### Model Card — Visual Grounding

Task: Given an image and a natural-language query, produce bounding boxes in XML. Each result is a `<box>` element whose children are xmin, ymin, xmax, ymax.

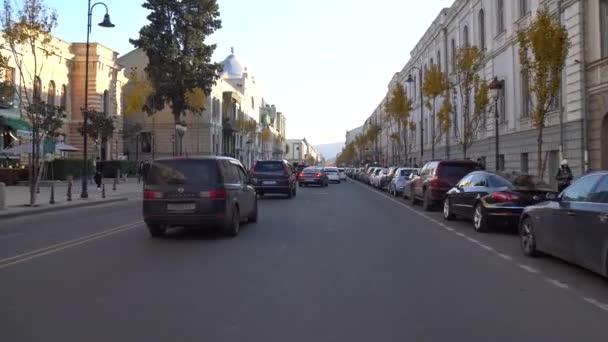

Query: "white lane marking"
<box><xmin>518</xmin><ymin>264</ymin><xmax>540</xmax><ymax>274</ymax></box>
<box><xmin>455</xmin><ymin>232</ymin><xmax>466</xmax><ymax>238</ymax></box>
<box><xmin>466</xmin><ymin>237</ymin><xmax>480</xmax><ymax>244</ymax></box>
<box><xmin>0</xmin><ymin>221</ymin><xmax>142</xmax><ymax>270</ymax></box>
<box><xmin>497</xmin><ymin>253</ymin><xmax>513</xmax><ymax>261</ymax></box>
<box><xmin>546</xmin><ymin>278</ymin><xmax>570</xmax><ymax>290</ymax></box>
<box><xmin>475</xmin><ymin>242</ymin><xmax>495</xmax><ymax>252</ymax></box>
<box><xmin>583</xmin><ymin>298</ymin><xmax>608</xmax><ymax>312</ymax></box>
<box><xmin>444</xmin><ymin>226</ymin><xmax>455</xmax><ymax>232</ymax></box>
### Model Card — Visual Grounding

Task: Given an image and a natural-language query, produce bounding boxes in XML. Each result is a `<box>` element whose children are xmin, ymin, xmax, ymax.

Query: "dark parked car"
<box><xmin>410</xmin><ymin>160</ymin><xmax>478</xmax><ymax>211</ymax></box>
<box><xmin>298</xmin><ymin>166</ymin><xmax>329</xmax><ymax>187</ymax></box>
<box><xmin>143</xmin><ymin>156</ymin><xmax>257</xmax><ymax>238</ymax></box>
<box><xmin>379</xmin><ymin>166</ymin><xmax>398</xmax><ymax>190</ymax></box>
<box><xmin>519</xmin><ymin>171</ymin><xmax>608</xmax><ymax>277</ymax></box>
<box><xmin>251</xmin><ymin>160</ymin><xmax>297</xmax><ymax>198</ymax></box>
<box><xmin>443</xmin><ymin>171</ymin><xmax>556</xmax><ymax>232</ymax></box>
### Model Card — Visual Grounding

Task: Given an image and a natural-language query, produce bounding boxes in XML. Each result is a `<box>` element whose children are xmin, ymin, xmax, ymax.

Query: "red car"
<box><xmin>409</xmin><ymin>160</ymin><xmax>479</xmax><ymax>211</ymax></box>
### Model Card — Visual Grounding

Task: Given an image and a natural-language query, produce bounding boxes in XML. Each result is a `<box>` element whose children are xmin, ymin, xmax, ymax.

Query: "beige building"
<box><xmin>119</xmin><ymin>48</ymin><xmax>287</xmax><ymax>168</ymax></box>
<box><xmin>0</xmin><ymin>35</ymin><xmax>126</xmax><ymax>160</ymax></box>
<box><xmin>285</xmin><ymin>138</ymin><xmax>321</xmax><ymax>165</ymax></box>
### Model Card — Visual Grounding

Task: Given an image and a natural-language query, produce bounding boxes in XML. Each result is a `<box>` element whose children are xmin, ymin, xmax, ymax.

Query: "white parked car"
<box><xmin>324</xmin><ymin>167</ymin><xmax>341</xmax><ymax>183</ymax></box>
<box><xmin>338</xmin><ymin>168</ymin><xmax>347</xmax><ymax>181</ymax></box>
<box><xmin>371</xmin><ymin>168</ymin><xmax>386</xmax><ymax>188</ymax></box>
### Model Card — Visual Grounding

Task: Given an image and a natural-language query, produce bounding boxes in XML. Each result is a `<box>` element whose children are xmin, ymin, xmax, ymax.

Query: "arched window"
<box><xmin>479</xmin><ymin>9</ymin><xmax>486</xmax><ymax>50</ymax></box>
<box><xmin>103</xmin><ymin>90</ymin><xmax>109</xmax><ymax>115</ymax></box>
<box><xmin>463</xmin><ymin>25</ymin><xmax>469</xmax><ymax>46</ymax></box>
<box><xmin>47</xmin><ymin>81</ymin><xmax>56</xmax><ymax>106</ymax></box>
<box><xmin>33</xmin><ymin>76</ymin><xmax>41</xmax><ymax>102</ymax></box>
<box><xmin>497</xmin><ymin>0</ymin><xmax>505</xmax><ymax>33</ymax></box>
<box><xmin>60</xmin><ymin>84</ymin><xmax>68</xmax><ymax>109</ymax></box>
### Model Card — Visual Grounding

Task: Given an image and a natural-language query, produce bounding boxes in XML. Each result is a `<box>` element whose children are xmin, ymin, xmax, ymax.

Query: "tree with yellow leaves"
<box><xmin>518</xmin><ymin>7</ymin><xmax>569</xmax><ymax>177</ymax></box>
<box><xmin>385</xmin><ymin>83</ymin><xmax>413</xmax><ymax>163</ymax></box>
<box><xmin>423</xmin><ymin>64</ymin><xmax>451</xmax><ymax>159</ymax></box>
<box><xmin>454</xmin><ymin>45</ymin><xmax>489</xmax><ymax>159</ymax></box>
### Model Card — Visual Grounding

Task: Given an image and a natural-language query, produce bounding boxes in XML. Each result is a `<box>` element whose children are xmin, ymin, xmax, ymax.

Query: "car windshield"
<box><xmin>303</xmin><ymin>167</ymin><xmax>320</xmax><ymax>173</ymax></box>
<box><xmin>254</xmin><ymin>162</ymin><xmax>284</xmax><ymax>172</ymax></box>
<box><xmin>146</xmin><ymin>159</ymin><xmax>219</xmax><ymax>185</ymax></box>
<box><xmin>399</xmin><ymin>169</ymin><xmax>414</xmax><ymax>177</ymax></box>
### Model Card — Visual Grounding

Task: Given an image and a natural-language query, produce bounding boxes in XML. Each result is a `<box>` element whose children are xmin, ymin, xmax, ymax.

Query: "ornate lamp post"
<box><xmin>488</xmin><ymin>77</ymin><xmax>503</xmax><ymax>171</ymax></box>
<box><xmin>175</xmin><ymin>121</ymin><xmax>188</xmax><ymax>155</ymax></box>
<box><xmin>81</xmin><ymin>1</ymin><xmax>114</xmax><ymax>199</ymax></box>
<box><xmin>406</xmin><ymin>66</ymin><xmax>424</xmax><ymax>159</ymax></box>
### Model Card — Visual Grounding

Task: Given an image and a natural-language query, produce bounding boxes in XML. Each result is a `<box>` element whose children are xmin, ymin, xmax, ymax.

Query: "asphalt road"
<box><xmin>1</xmin><ymin>179</ymin><xmax>608</xmax><ymax>341</ymax></box>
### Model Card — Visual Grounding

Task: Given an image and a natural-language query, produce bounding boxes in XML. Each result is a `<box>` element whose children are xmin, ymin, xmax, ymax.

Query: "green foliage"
<box><xmin>80</xmin><ymin>110</ymin><xmax>115</xmax><ymax>141</ymax></box>
<box><xmin>130</xmin><ymin>0</ymin><xmax>222</xmax><ymax>122</ymax></box>
<box><xmin>365</xmin><ymin>123</ymin><xmax>381</xmax><ymax>143</ymax></box>
<box><xmin>48</xmin><ymin>159</ymin><xmax>94</xmax><ymax>181</ymax></box>
<box><xmin>386</xmin><ymin>83</ymin><xmax>413</xmax><ymax>126</ymax></box>
<box><xmin>518</xmin><ymin>6</ymin><xmax>570</xmax><ymax>176</ymax></box>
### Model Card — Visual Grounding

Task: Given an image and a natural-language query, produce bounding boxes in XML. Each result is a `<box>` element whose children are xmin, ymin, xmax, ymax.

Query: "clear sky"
<box><xmin>48</xmin><ymin>0</ymin><xmax>454</xmax><ymax>145</ymax></box>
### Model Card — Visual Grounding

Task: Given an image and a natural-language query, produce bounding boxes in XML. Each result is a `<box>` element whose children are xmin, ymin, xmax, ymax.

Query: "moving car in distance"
<box><xmin>410</xmin><ymin>160</ymin><xmax>479</xmax><ymax>211</ymax></box>
<box><xmin>298</xmin><ymin>166</ymin><xmax>329</xmax><ymax>187</ymax></box>
<box><xmin>519</xmin><ymin>171</ymin><xmax>608</xmax><ymax>277</ymax></box>
<box><xmin>443</xmin><ymin>171</ymin><xmax>556</xmax><ymax>232</ymax></box>
<box><xmin>338</xmin><ymin>168</ymin><xmax>347</xmax><ymax>181</ymax></box>
<box><xmin>142</xmin><ymin>156</ymin><xmax>257</xmax><ymax>238</ymax></box>
<box><xmin>324</xmin><ymin>166</ymin><xmax>341</xmax><ymax>183</ymax></box>
<box><xmin>389</xmin><ymin>167</ymin><xmax>418</xmax><ymax>197</ymax></box>
<box><xmin>251</xmin><ymin>160</ymin><xmax>297</xmax><ymax>199</ymax></box>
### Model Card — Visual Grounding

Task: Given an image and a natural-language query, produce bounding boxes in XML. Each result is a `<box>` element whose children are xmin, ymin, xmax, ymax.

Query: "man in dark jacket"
<box><xmin>556</xmin><ymin>159</ymin><xmax>573</xmax><ymax>192</ymax></box>
<box><xmin>94</xmin><ymin>157</ymin><xmax>103</xmax><ymax>190</ymax></box>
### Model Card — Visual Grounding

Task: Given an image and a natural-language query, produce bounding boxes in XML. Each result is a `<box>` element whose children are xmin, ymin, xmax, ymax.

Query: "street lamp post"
<box><xmin>406</xmin><ymin>67</ymin><xmax>424</xmax><ymax>159</ymax></box>
<box><xmin>175</xmin><ymin>121</ymin><xmax>188</xmax><ymax>155</ymax></box>
<box><xmin>489</xmin><ymin>77</ymin><xmax>502</xmax><ymax>172</ymax></box>
<box><xmin>81</xmin><ymin>1</ymin><xmax>114</xmax><ymax>199</ymax></box>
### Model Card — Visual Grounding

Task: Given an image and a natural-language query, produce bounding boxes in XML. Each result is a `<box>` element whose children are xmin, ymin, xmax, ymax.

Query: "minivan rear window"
<box><xmin>254</xmin><ymin>162</ymin><xmax>284</xmax><ymax>172</ymax></box>
<box><xmin>146</xmin><ymin>159</ymin><xmax>219</xmax><ymax>185</ymax></box>
<box><xmin>437</xmin><ymin>163</ymin><xmax>477</xmax><ymax>179</ymax></box>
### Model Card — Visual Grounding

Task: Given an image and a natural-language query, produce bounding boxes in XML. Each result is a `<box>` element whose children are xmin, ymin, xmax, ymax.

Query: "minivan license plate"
<box><xmin>167</xmin><ymin>203</ymin><xmax>195</xmax><ymax>211</ymax></box>
<box><xmin>263</xmin><ymin>181</ymin><xmax>277</xmax><ymax>185</ymax></box>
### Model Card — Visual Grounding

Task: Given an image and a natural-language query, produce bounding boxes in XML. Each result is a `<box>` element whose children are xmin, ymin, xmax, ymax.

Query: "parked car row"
<box><xmin>346</xmin><ymin>161</ymin><xmax>608</xmax><ymax>278</ymax></box>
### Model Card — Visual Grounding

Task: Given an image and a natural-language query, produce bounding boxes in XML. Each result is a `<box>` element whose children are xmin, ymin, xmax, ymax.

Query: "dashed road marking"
<box><xmin>497</xmin><ymin>253</ymin><xmax>513</xmax><ymax>261</ymax></box>
<box><xmin>518</xmin><ymin>264</ymin><xmax>540</xmax><ymax>274</ymax></box>
<box><xmin>546</xmin><ymin>278</ymin><xmax>570</xmax><ymax>290</ymax></box>
<box><xmin>583</xmin><ymin>298</ymin><xmax>608</xmax><ymax>312</ymax></box>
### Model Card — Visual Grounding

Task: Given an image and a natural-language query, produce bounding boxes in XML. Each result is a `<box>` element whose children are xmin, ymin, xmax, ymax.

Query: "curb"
<box><xmin>0</xmin><ymin>197</ymin><xmax>130</xmax><ymax>220</ymax></box>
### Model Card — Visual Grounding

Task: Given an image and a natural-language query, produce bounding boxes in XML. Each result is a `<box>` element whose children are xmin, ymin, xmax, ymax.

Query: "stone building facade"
<box><xmin>119</xmin><ymin>48</ymin><xmax>286</xmax><ymax>169</ymax></box>
<box><xmin>0</xmin><ymin>36</ymin><xmax>126</xmax><ymax>161</ymax></box>
<box><xmin>356</xmin><ymin>0</ymin><xmax>607</xmax><ymax>187</ymax></box>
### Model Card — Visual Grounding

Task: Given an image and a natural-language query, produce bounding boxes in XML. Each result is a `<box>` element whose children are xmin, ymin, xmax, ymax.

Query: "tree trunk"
<box><xmin>537</xmin><ymin>125</ymin><xmax>544</xmax><ymax>177</ymax></box>
<box><xmin>462</xmin><ymin>92</ymin><xmax>470</xmax><ymax>160</ymax></box>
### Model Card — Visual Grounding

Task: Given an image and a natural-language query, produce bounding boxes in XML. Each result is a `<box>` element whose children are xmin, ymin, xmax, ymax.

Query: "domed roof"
<box><xmin>221</xmin><ymin>47</ymin><xmax>244</xmax><ymax>79</ymax></box>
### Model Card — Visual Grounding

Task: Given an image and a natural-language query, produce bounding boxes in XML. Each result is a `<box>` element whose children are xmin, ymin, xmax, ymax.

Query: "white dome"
<box><xmin>221</xmin><ymin>49</ymin><xmax>244</xmax><ymax>79</ymax></box>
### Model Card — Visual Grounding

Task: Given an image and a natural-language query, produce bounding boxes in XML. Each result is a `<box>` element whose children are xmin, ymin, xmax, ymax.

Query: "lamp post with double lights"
<box><xmin>406</xmin><ymin>67</ymin><xmax>424</xmax><ymax>159</ymax></box>
<box><xmin>488</xmin><ymin>77</ymin><xmax>503</xmax><ymax>171</ymax></box>
<box><xmin>81</xmin><ymin>1</ymin><xmax>114</xmax><ymax>199</ymax></box>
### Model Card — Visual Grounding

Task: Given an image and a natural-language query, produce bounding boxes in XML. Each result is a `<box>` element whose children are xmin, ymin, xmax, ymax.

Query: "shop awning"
<box><xmin>1</xmin><ymin>116</ymin><xmax>32</xmax><ymax>132</ymax></box>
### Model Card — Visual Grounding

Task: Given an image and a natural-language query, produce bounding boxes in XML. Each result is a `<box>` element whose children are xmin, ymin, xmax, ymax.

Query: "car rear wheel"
<box><xmin>223</xmin><ymin>207</ymin><xmax>240</xmax><ymax>237</ymax></box>
<box><xmin>422</xmin><ymin>190</ymin><xmax>433</xmax><ymax>211</ymax></box>
<box><xmin>248</xmin><ymin>199</ymin><xmax>258</xmax><ymax>223</ymax></box>
<box><xmin>443</xmin><ymin>198</ymin><xmax>455</xmax><ymax>220</ymax></box>
<box><xmin>147</xmin><ymin>224</ymin><xmax>167</xmax><ymax>238</ymax></box>
<box><xmin>473</xmin><ymin>204</ymin><xmax>489</xmax><ymax>233</ymax></box>
<box><xmin>299</xmin><ymin>183</ymin><xmax>303</xmax><ymax>187</ymax></box>
<box><xmin>292</xmin><ymin>187</ymin><xmax>297</xmax><ymax>197</ymax></box>
<box><xmin>520</xmin><ymin>217</ymin><xmax>539</xmax><ymax>257</ymax></box>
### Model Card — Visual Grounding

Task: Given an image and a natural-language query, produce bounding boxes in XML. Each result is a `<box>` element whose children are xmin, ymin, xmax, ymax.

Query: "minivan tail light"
<box><xmin>430</xmin><ymin>177</ymin><xmax>446</xmax><ymax>188</ymax></box>
<box><xmin>315</xmin><ymin>173</ymin><xmax>321</xmax><ymax>178</ymax></box>
<box><xmin>492</xmin><ymin>191</ymin><xmax>519</xmax><ymax>203</ymax></box>
<box><xmin>200</xmin><ymin>189</ymin><xmax>227</xmax><ymax>199</ymax></box>
<box><xmin>144</xmin><ymin>190</ymin><xmax>164</xmax><ymax>200</ymax></box>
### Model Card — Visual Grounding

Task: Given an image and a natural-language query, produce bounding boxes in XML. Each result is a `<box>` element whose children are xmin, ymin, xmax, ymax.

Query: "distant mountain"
<box><xmin>314</xmin><ymin>142</ymin><xmax>343</xmax><ymax>160</ymax></box>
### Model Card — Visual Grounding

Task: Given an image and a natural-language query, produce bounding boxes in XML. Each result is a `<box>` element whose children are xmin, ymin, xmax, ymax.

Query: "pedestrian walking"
<box><xmin>94</xmin><ymin>157</ymin><xmax>103</xmax><ymax>190</ymax></box>
<box><xmin>476</xmin><ymin>157</ymin><xmax>486</xmax><ymax>171</ymax></box>
<box><xmin>556</xmin><ymin>159</ymin><xmax>573</xmax><ymax>192</ymax></box>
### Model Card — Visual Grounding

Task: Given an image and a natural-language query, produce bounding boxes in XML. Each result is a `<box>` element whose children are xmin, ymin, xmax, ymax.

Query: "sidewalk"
<box><xmin>0</xmin><ymin>178</ymin><xmax>143</xmax><ymax>220</ymax></box>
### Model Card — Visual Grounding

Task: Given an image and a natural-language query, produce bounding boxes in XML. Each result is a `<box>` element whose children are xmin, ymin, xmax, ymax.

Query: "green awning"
<box><xmin>0</xmin><ymin>116</ymin><xmax>32</xmax><ymax>132</ymax></box>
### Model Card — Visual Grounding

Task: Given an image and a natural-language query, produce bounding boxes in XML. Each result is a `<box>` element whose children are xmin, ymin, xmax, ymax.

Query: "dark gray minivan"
<box><xmin>143</xmin><ymin>156</ymin><xmax>257</xmax><ymax>238</ymax></box>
